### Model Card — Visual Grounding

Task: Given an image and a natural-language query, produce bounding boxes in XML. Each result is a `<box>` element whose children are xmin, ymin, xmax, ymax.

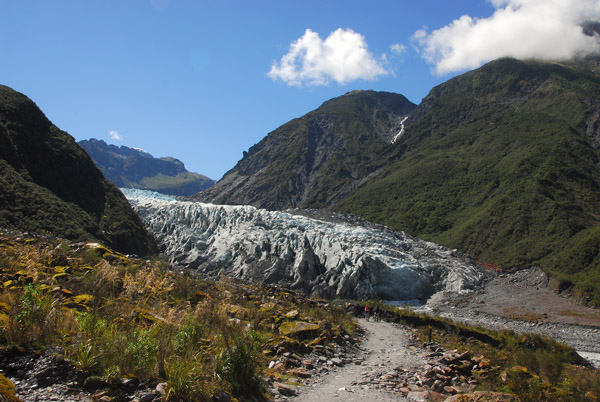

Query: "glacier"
<box><xmin>123</xmin><ymin>189</ymin><xmax>488</xmax><ymax>302</ymax></box>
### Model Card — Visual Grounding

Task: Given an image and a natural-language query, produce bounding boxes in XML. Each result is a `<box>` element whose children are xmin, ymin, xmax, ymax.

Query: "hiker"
<box><xmin>364</xmin><ymin>305</ymin><xmax>370</xmax><ymax>321</ymax></box>
<box><xmin>373</xmin><ymin>305</ymin><xmax>380</xmax><ymax>322</ymax></box>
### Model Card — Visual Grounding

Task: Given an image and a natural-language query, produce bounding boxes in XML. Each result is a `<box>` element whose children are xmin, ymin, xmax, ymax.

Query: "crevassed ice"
<box><xmin>120</xmin><ymin>188</ymin><xmax>177</xmax><ymax>201</ymax></box>
<box><xmin>125</xmin><ymin>190</ymin><xmax>488</xmax><ymax>302</ymax></box>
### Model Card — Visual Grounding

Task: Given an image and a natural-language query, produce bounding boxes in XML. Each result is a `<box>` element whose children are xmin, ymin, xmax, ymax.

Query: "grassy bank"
<box><xmin>359</xmin><ymin>302</ymin><xmax>600</xmax><ymax>401</ymax></box>
<box><xmin>0</xmin><ymin>231</ymin><xmax>356</xmax><ymax>401</ymax></box>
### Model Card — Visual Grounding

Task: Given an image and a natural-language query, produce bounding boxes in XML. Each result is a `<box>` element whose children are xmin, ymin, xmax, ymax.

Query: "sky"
<box><xmin>1</xmin><ymin>0</ymin><xmax>599</xmax><ymax>180</ymax></box>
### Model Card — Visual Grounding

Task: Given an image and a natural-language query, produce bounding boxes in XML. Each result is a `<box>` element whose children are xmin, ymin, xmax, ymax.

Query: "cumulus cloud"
<box><xmin>108</xmin><ymin>130</ymin><xmax>122</xmax><ymax>141</ymax></box>
<box><xmin>268</xmin><ymin>28</ymin><xmax>388</xmax><ymax>86</ymax></box>
<box><xmin>414</xmin><ymin>0</ymin><xmax>600</xmax><ymax>75</ymax></box>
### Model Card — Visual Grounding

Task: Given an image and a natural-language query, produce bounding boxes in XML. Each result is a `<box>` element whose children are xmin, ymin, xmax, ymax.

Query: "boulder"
<box><xmin>279</xmin><ymin>321</ymin><xmax>320</xmax><ymax>338</ymax></box>
<box><xmin>274</xmin><ymin>382</ymin><xmax>297</xmax><ymax>396</ymax></box>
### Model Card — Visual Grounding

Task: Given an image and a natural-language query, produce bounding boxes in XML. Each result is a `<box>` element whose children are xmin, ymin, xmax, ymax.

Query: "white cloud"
<box><xmin>268</xmin><ymin>28</ymin><xmax>388</xmax><ymax>86</ymax></box>
<box><xmin>108</xmin><ymin>130</ymin><xmax>122</xmax><ymax>141</ymax></box>
<box><xmin>413</xmin><ymin>0</ymin><xmax>600</xmax><ymax>75</ymax></box>
<box><xmin>390</xmin><ymin>43</ymin><xmax>407</xmax><ymax>55</ymax></box>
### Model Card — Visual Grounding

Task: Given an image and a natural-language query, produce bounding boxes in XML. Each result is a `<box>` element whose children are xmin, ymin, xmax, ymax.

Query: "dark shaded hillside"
<box><xmin>338</xmin><ymin>58</ymin><xmax>600</xmax><ymax>305</ymax></box>
<box><xmin>79</xmin><ymin>139</ymin><xmax>215</xmax><ymax>196</ymax></box>
<box><xmin>193</xmin><ymin>90</ymin><xmax>416</xmax><ymax>209</ymax></box>
<box><xmin>0</xmin><ymin>85</ymin><xmax>158</xmax><ymax>257</ymax></box>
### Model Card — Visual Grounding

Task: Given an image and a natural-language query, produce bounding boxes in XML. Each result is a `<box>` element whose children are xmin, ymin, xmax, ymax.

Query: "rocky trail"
<box><xmin>284</xmin><ymin>319</ymin><xmax>513</xmax><ymax>402</ymax></box>
<box><xmin>288</xmin><ymin>318</ymin><xmax>421</xmax><ymax>401</ymax></box>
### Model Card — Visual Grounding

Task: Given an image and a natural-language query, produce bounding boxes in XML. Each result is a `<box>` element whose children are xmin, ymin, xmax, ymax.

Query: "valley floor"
<box><xmin>419</xmin><ymin>267</ymin><xmax>600</xmax><ymax>366</ymax></box>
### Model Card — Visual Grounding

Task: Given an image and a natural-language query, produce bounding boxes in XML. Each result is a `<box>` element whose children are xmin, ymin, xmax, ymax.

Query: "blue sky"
<box><xmin>1</xmin><ymin>0</ymin><xmax>599</xmax><ymax>179</ymax></box>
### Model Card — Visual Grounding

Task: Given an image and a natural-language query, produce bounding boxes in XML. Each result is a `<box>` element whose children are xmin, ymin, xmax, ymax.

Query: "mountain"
<box><xmin>0</xmin><ymin>85</ymin><xmax>158</xmax><ymax>257</ymax></box>
<box><xmin>79</xmin><ymin>138</ymin><xmax>215</xmax><ymax>196</ymax></box>
<box><xmin>125</xmin><ymin>189</ymin><xmax>487</xmax><ymax>302</ymax></box>
<box><xmin>192</xmin><ymin>90</ymin><xmax>416</xmax><ymax>209</ymax></box>
<box><xmin>338</xmin><ymin>57</ymin><xmax>600</xmax><ymax>305</ymax></box>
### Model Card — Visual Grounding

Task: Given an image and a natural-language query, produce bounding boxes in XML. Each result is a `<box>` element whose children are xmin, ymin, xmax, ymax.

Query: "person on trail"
<box><xmin>373</xmin><ymin>305</ymin><xmax>380</xmax><ymax>322</ymax></box>
<box><xmin>364</xmin><ymin>305</ymin><xmax>370</xmax><ymax>321</ymax></box>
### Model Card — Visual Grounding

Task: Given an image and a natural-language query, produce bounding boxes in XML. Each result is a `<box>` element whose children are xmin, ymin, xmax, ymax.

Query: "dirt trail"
<box><xmin>291</xmin><ymin>319</ymin><xmax>423</xmax><ymax>402</ymax></box>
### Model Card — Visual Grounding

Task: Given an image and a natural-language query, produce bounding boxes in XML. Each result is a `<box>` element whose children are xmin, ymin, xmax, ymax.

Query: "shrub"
<box><xmin>214</xmin><ymin>330</ymin><xmax>265</xmax><ymax>399</ymax></box>
<box><xmin>164</xmin><ymin>356</ymin><xmax>209</xmax><ymax>401</ymax></box>
<box><xmin>6</xmin><ymin>283</ymin><xmax>63</xmax><ymax>348</ymax></box>
<box><xmin>124</xmin><ymin>328</ymin><xmax>159</xmax><ymax>378</ymax></box>
<box><xmin>173</xmin><ymin>318</ymin><xmax>206</xmax><ymax>355</ymax></box>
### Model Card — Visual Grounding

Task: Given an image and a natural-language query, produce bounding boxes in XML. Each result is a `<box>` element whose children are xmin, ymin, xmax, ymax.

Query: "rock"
<box><xmin>83</xmin><ymin>376</ymin><xmax>108</xmax><ymax>391</ymax></box>
<box><xmin>274</xmin><ymin>382</ymin><xmax>298</xmax><ymax>396</ymax></box>
<box><xmin>307</xmin><ymin>337</ymin><xmax>326</xmax><ymax>347</ymax></box>
<box><xmin>138</xmin><ymin>393</ymin><xmax>159</xmax><ymax>402</ymax></box>
<box><xmin>407</xmin><ymin>390</ymin><xmax>432</xmax><ymax>401</ymax></box>
<box><xmin>330</xmin><ymin>357</ymin><xmax>343</xmax><ymax>366</ymax></box>
<box><xmin>443</xmin><ymin>385</ymin><xmax>458</xmax><ymax>394</ymax></box>
<box><xmin>155</xmin><ymin>382</ymin><xmax>167</xmax><ymax>396</ymax></box>
<box><xmin>212</xmin><ymin>389</ymin><xmax>233</xmax><ymax>402</ymax></box>
<box><xmin>398</xmin><ymin>386</ymin><xmax>410</xmax><ymax>395</ymax></box>
<box><xmin>442</xmin><ymin>350</ymin><xmax>470</xmax><ymax>364</ymax></box>
<box><xmin>279</xmin><ymin>321</ymin><xmax>320</xmax><ymax>338</ymax></box>
<box><xmin>290</xmin><ymin>368</ymin><xmax>311</xmax><ymax>378</ymax></box>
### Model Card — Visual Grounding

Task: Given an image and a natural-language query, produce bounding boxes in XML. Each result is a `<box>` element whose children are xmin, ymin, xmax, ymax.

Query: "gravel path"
<box><xmin>291</xmin><ymin>319</ymin><xmax>423</xmax><ymax>402</ymax></box>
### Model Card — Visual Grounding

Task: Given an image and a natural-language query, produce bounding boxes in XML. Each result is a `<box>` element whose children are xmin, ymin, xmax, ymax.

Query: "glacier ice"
<box><xmin>123</xmin><ymin>189</ymin><xmax>488</xmax><ymax>302</ymax></box>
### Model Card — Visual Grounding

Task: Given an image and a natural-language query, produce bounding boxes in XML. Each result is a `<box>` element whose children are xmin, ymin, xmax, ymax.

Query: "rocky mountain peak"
<box><xmin>192</xmin><ymin>90</ymin><xmax>416</xmax><ymax>210</ymax></box>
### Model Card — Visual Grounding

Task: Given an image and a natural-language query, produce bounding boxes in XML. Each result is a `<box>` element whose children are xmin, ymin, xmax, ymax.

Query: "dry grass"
<box><xmin>0</xmin><ymin>231</ymin><xmax>357</xmax><ymax>401</ymax></box>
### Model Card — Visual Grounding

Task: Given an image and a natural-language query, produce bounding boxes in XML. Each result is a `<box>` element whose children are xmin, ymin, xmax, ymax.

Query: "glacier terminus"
<box><xmin>123</xmin><ymin>189</ymin><xmax>488</xmax><ymax>303</ymax></box>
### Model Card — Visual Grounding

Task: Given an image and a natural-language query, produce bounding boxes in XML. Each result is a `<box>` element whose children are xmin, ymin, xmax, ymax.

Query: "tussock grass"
<box><xmin>0</xmin><ymin>232</ymin><xmax>357</xmax><ymax>401</ymax></box>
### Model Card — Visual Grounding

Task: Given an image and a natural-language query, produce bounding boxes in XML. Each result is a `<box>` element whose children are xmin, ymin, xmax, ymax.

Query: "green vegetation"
<box><xmin>338</xmin><ymin>58</ymin><xmax>600</xmax><ymax>305</ymax></box>
<box><xmin>0</xmin><ymin>85</ymin><xmax>158</xmax><ymax>257</ymax></box>
<box><xmin>195</xmin><ymin>90</ymin><xmax>416</xmax><ymax>209</ymax></box>
<box><xmin>0</xmin><ymin>232</ymin><xmax>357</xmax><ymax>401</ymax></box>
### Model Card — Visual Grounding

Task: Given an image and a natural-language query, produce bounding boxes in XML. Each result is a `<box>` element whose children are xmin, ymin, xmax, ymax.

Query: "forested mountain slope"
<box><xmin>339</xmin><ymin>57</ymin><xmax>600</xmax><ymax>304</ymax></box>
<box><xmin>0</xmin><ymin>85</ymin><xmax>158</xmax><ymax>256</ymax></box>
<box><xmin>193</xmin><ymin>90</ymin><xmax>416</xmax><ymax>209</ymax></box>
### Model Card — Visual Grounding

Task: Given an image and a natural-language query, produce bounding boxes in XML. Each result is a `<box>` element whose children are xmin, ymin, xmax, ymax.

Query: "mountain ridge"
<box><xmin>79</xmin><ymin>138</ymin><xmax>215</xmax><ymax>196</ymax></box>
<box><xmin>188</xmin><ymin>57</ymin><xmax>600</xmax><ymax>304</ymax></box>
<box><xmin>192</xmin><ymin>90</ymin><xmax>416</xmax><ymax>209</ymax></box>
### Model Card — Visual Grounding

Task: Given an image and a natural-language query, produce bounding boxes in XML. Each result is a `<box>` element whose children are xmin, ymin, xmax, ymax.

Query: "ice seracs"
<box><xmin>123</xmin><ymin>189</ymin><xmax>488</xmax><ymax>303</ymax></box>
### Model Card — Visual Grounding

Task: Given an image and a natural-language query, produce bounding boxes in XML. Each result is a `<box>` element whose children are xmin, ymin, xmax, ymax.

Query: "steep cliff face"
<box><xmin>125</xmin><ymin>189</ymin><xmax>488</xmax><ymax>302</ymax></box>
<box><xmin>0</xmin><ymin>85</ymin><xmax>158</xmax><ymax>257</ymax></box>
<box><xmin>192</xmin><ymin>90</ymin><xmax>416</xmax><ymax>210</ymax></box>
<box><xmin>79</xmin><ymin>138</ymin><xmax>215</xmax><ymax>196</ymax></box>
